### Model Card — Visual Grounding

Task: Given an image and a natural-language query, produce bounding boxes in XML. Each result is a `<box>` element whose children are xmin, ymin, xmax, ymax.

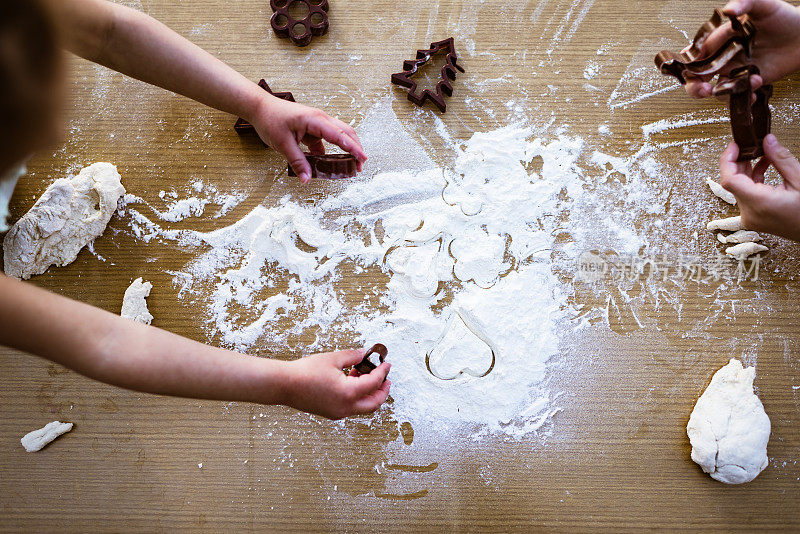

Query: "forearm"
<box><xmin>48</xmin><ymin>0</ymin><xmax>270</xmax><ymax>122</ymax></box>
<box><xmin>0</xmin><ymin>273</ymin><xmax>289</xmax><ymax>405</ymax></box>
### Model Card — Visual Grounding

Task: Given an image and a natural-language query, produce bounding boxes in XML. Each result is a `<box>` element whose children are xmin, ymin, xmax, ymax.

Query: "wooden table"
<box><xmin>2</xmin><ymin>0</ymin><xmax>800</xmax><ymax>530</ymax></box>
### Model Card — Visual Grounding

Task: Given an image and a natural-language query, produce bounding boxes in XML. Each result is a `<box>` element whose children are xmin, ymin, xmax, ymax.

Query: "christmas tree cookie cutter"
<box><xmin>391</xmin><ymin>37</ymin><xmax>465</xmax><ymax>113</ymax></box>
<box><xmin>654</xmin><ymin>8</ymin><xmax>772</xmax><ymax>161</ymax></box>
<box><xmin>287</xmin><ymin>152</ymin><xmax>359</xmax><ymax>179</ymax></box>
<box><xmin>270</xmin><ymin>0</ymin><xmax>329</xmax><ymax>47</ymax></box>
<box><xmin>234</xmin><ymin>79</ymin><xmax>295</xmax><ymax>144</ymax></box>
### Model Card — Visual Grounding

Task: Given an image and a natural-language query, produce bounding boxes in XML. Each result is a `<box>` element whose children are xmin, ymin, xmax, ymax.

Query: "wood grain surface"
<box><xmin>2</xmin><ymin>0</ymin><xmax>800</xmax><ymax>531</ymax></box>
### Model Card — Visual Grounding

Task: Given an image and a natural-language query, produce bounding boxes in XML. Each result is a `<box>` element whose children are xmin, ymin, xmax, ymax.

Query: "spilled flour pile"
<box><xmin>165</xmin><ymin>116</ymin><xmax>586</xmax><ymax>438</ymax></box>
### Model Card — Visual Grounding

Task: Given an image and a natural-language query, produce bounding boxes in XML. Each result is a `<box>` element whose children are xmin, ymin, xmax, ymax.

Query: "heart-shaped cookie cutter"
<box><xmin>425</xmin><ymin>309</ymin><xmax>497</xmax><ymax>381</ymax></box>
<box><xmin>270</xmin><ymin>0</ymin><xmax>329</xmax><ymax>47</ymax></box>
<box><xmin>354</xmin><ymin>343</ymin><xmax>388</xmax><ymax>376</ymax></box>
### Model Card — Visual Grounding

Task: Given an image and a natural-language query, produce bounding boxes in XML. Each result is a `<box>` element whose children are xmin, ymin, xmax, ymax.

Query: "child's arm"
<box><xmin>719</xmin><ymin>135</ymin><xmax>800</xmax><ymax>241</ymax></box>
<box><xmin>684</xmin><ymin>0</ymin><xmax>800</xmax><ymax>98</ymax></box>
<box><xmin>45</xmin><ymin>0</ymin><xmax>366</xmax><ymax>183</ymax></box>
<box><xmin>0</xmin><ymin>273</ymin><xmax>391</xmax><ymax>419</ymax></box>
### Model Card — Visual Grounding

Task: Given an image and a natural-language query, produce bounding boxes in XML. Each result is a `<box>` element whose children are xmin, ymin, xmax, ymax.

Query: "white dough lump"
<box><xmin>687</xmin><ymin>359</ymin><xmax>770</xmax><ymax>484</ymax></box>
<box><xmin>3</xmin><ymin>162</ymin><xmax>124</xmax><ymax>279</ymax></box>
<box><xmin>121</xmin><ymin>277</ymin><xmax>153</xmax><ymax>324</ymax></box>
<box><xmin>707</xmin><ymin>216</ymin><xmax>743</xmax><ymax>232</ymax></box>
<box><xmin>706</xmin><ymin>179</ymin><xmax>737</xmax><ymax>205</ymax></box>
<box><xmin>20</xmin><ymin>421</ymin><xmax>73</xmax><ymax>452</ymax></box>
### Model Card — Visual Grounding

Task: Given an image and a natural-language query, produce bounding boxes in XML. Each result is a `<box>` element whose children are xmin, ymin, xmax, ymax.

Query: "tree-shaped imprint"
<box><xmin>391</xmin><ymin>38</ymin><xmax>465</xmax><ymax>113</ymax></box>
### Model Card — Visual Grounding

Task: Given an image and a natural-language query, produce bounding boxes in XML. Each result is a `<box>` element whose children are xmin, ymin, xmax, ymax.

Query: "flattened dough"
<box><xmin>687</xmin><ymin>359</ymin><xmax>770</xmax><ymax>484</ymax></box>
<box><xmin>21</xmin><ymin>421</ymin><xmax>73</xmax><ymax>452</ymax></box>
<box><xmin>3</xmin><ymin>162</ymin><xmax>124</xmax><ymax>279</ymax></box>
<box><xmin>707</xmin><ymin>216</ymin><xmax>743</xmax><ymax>232</ymax></box>
<box><xmin>725</xmin><ymin>242</ymin><xmax>768</xmax><ymax>260</ymax></box>
<box><xmin>121</xmin><ymin>277</ymin><xmax>154</xmax><ymax>324</ymax></box>
<box><xmin>706</xmin><ymin>179</ymin><xmax>737</xmax><ymax>205</ymax></box>
<box><xmin>717</xmin><ymin>230</ymin><xmax>762</xmax><ymax>244</ymax></box>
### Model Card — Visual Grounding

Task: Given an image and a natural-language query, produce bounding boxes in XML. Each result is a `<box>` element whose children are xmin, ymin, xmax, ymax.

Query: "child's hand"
<box><xmin>249</xmin><ymin>96</ymin><xmax>367</xmax><ymax>184</ymax></box>
<box><xmin>719</xmin><ymin>135</ymin><xmax>800</xmax><ymax>241</ymax></box>
<box><xmin>281</xmin><ymin>349</ymin><xmax>391</xmax><ymax>420</ymax></box>
<box><xmin>685</xmin><ymin>0</ymin><xmax>800</xmax><ymax>98</ymax></box>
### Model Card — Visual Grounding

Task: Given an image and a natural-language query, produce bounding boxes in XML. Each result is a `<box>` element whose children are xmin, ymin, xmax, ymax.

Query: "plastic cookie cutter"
<box><xmin>234</xmin><ymin>79</ymin><xmax>295</xmax><ymax>144</ymax></box>
<box><xmin>654</xmin><ymin>9</ymin><xmax>754</xmax><ymax>83</ymax></box>
<box><xmin>287</xmin><ymin>152</ymin><xmax>359</xmax><ymax>179</ymax></box>
<box><xmin>391</xmin><ymin>37</ymin><xmax>465</xmax><ymax>113</ymax></box>
<box><xmin>713</xmin><ymin>65</ymin><xmax>773</xmax><ymax>161</ymax></box>
<box><xmin>270</xmin><ymin>0</ymin><xmax>329</xmax><ymax>47</ymax></box>
<box><xmin>354</xmin><ymin>343</ymin><xmax>388</xmax><ymax>376</ymax></box>
<box><xmin>654</xmin><ymin>8</ymin><xmax>773</xmax><ymax>161</ymax></box>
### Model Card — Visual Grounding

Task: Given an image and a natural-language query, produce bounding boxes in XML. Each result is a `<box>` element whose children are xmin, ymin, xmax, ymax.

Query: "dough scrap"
<box><xmin>706</xmin><ymin>179</ymin><xmax>737</xmax><ymax>205</ymax></box>
<box><xmin>3</xmin><ymin>162</ymin><xmax>125</xmax><ymax>279</ymax></box>
<box><xmin>21</xmin><ymin>421</ymin><xmax>73</xmax><ymax>452</ymax></box>
<box><xmin>725</xmin><ymin>242</ymin><xmax>768</xmax><ymax>260</ymax></box>
<box><xmin>707</xmin><ymin>216</ymin><xmax>743</xmax><ymax>232</ymax></box>
<box><xmin>121</xmin><ymin>277</ymin><xmax>154</xmax><ymax>324</ymax></box>
<box><xmin>687</xmin><ymin>359</ymin><xmax>770</xmax><ymax>484</ymax></box>
<box><xmin>716</xmin><ymin>230</ymin><xmax>762</xmax><ymax>244</ymax></box>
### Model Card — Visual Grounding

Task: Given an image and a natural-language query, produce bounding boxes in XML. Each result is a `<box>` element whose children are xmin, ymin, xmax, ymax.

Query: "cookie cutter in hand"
<box><xmin>714</xmin><ymin>66</ymin><xmax>773</xmax><ymax>161</ymax></box>
<box><xmin>391</xmin><ymin>37</ymin><xmax>465</xmax><ymax>113</ymax></box>
<box><xmin>654</xmin><ymin>9</ymin><xmax>755</xmax><ymax>84</ymax></box>
<box><xmin>270</xmin><ymin>0</ymin><xmax>329</xmax><ymax>47</ymax></box>
<box><xmin>287</xmin><ymin>153</ymin><xmax>359</xmax><ymax>179</ymax></box>
<box><xmin>233</xmin><ymin>79</ymin><xmax>295</xmax><ymax>144</ymax></box>
<box><xmin>354</xmin><ymin>344</ymin><xmax>388</xmax><ymax>377</ymax></box>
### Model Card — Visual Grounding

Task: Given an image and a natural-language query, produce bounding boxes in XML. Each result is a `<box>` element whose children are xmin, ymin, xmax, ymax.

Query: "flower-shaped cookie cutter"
<box><xmin>391</xmin><ymin>37</ymin><xmax>465</xmax><ymax>113</ymax></box>
<box><xmin>287</xmin><ymin>152</ymin><xmax>358</xmax><ymax>179</ymax></box>
<box><xmin>234</xmin><ymin>79</ymin><xmax>295</xmax><ymax>145</ymax></box>
<box><xmin>270</xmin><ymin>0</ymin><xmax>329</xmax><ymax>47</ymax></box>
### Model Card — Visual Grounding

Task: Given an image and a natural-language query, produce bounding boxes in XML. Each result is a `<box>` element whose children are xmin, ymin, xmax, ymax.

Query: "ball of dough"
<box><xmin>687</xmin><ymin>358</ymin><xmax>770</xmax><ymax>484</ymax></box>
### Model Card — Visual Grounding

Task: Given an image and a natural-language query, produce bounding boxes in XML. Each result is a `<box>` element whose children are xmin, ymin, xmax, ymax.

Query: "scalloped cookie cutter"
<box><xmin>287</xmin><ymin>152</ymin><xmax>359</xmax><ymax>179</ymax></box>
<box><xmin>391</xmin><ymin>37</ymin><xmax>465</xmax><ymax>113</ymax></box>
<box><xmin>654</xmin><ymin>8</ymin><xmax>772</xmax><ymax>161</ymax></box>
<box><xmin>270</xmin><ymin>0</ymin><xmax>329</xmax><ymax>47</ymax></box>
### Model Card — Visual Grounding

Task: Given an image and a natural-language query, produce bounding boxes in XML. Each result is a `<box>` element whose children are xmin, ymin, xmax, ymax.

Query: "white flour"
<box><xmin>157</xmin><ymin>107</ymin><xmax>587</xmax><ymax>438</ymax></box>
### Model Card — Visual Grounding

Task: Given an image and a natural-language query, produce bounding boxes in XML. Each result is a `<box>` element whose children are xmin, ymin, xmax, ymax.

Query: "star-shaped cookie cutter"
<box><xmin>234</xmin><ymin>79</ymin><xmax>295</xmax><ymax>145</ymax></box>
<box><xmin>391</xmin><ymin>37</ymin><xmax>465</xmax><ymax>113</ymax></box>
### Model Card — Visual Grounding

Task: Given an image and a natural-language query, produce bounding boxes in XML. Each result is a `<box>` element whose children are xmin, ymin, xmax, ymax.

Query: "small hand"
<box><xmin>685</xmin><ymin>0</ymin><xmax>800</xmax><ymax>98</ymax></box>
<box><xmin>282</xmin><ymin>348</ymin><xmax>391</xmax><ymax>420</ymax></box>
<box><xmin>719</xmin><ymin>135</ymin><xmax>800</xmax><ymax>241</ymax></box>
<box><xmin>250</xmin><ymin>96</ymin><xmax>367</xmax><ymax>184</ymax></box>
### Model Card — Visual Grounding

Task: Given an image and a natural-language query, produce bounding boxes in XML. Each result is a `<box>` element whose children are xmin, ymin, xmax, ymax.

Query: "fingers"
<box><xmin>720</xmin><ymin>142</ymin><xmax>761</xmax><ymax>200</ymax></box>
<box><xmin>762</xmin><ymin>134</ymin><xmax>800</xmax><ymax>190</ymax></box>
<box><xmin>685</xmin><ymin>78</ymin><xmax>714</xmax><ymax>99</ymax></box>
<box><xmin>303</xmin><ymin>136</ymin><xmax>325</xmax><ymax>155</ymax></box>
<box><xmin>349</xmin><ymin>362</ymin><xmax>391</xmax><ymax>398</ymax></box>
<box><xmin>724</xmin><ymin>0</ymin><xmax>775</xmax><ymax>18</ymax></box>
<box><xmin>723</xmin><ymin>0</ymin><xmax>752</xmax><ymax>16</ymax></box>
<box><xmin>305</xmin><ymin>114</ymin><xmax>368</xmax><ymax>165</ymax></box>
<box><xmin>331</xmin><ymin>348</ymin><xmax>366</xmax><ymax>368</ymax></box>
<box><xmin>275</xmin><ymin>135</ymin><xmax>312</xmax><ymax>184</ymax></box>
<box><xmin>352</xmin><ymin>379</ymin><xmax>391</xmax><ymax>414</ymax></box>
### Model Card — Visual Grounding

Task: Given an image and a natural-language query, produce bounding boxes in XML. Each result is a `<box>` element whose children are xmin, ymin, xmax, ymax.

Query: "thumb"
<box><xmin>763</xmin><ymin>134</ymin><xmax>800</xmax><ymax>190</ymax></box>
<box><xmin>723</xmin><ymin>0</ymin><xmax>754</xmax><ymax>16</ymax></box>
<box><xmin>276</xmin><ymin>137</ymin><xmax>312</xmax><ymax>184</ymax></box>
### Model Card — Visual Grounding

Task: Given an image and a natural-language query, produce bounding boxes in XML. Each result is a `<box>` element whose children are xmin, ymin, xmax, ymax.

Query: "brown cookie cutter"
<box><xmin>287</xmin><ymin>152</ymin><xmax>358</xmax><ymax>179</ymax></box>
<box><xmin>655</xmin><ymin>9</ymin><xmax>754</xmax><ymax>83</ymax></box>
<box><xmin>714</xmin><ymin>66</ymin><xmax>773</xmax><ymax>161</ymax></box>
<box><xmin>234</xmin><ymin>79</ymin><xmax>295</xmax><ymax>144</ymax></box>
<box><xmin>391</xmin><ymin>37</ymin><xmax>465</xmax><ymax>113</ymax></box>
<box><xmin>354</xmin><ymin>344</ymin><xmax>387</xmax><ymax>376</ymax></box>
<box><xmin>270</xmin><ymin>0</ymin><xmax>329</xmax><ymax>47</ymax></box>
<box><xmin>654</xmin><ymin>8</ymin><xmax>772</xmax><ymax>161</ymax></box>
